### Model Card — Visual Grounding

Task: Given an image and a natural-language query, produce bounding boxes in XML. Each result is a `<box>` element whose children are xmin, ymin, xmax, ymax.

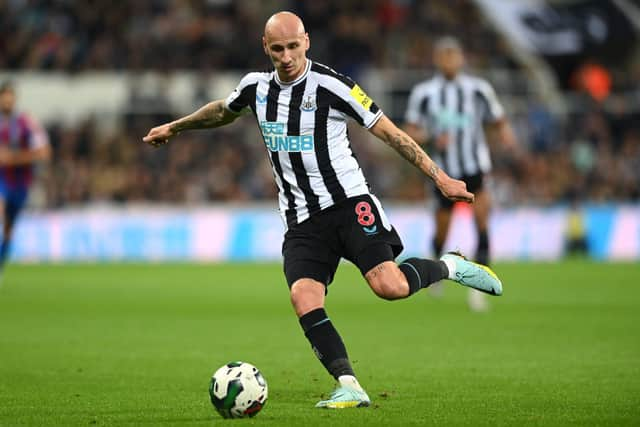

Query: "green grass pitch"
<box><xmin>0</xmin><ymin>261</ymin><xmax>639</xmax><ymax>426</ymax></box>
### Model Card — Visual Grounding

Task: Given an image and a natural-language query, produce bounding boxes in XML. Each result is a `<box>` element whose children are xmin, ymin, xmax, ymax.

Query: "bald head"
<box><xmin>264</xmin><ymin>12</ymin><xmax>305</xmax><ymax>39</ymax></box>
<box><xmin>264</xmin><ymin>11</ymin><xmax>306</xmax><ymax>41</ymax></box>
<box><xmin>263</xmin><ymin>11</ymin><xmax>310</xmax><ymax>83</ymax></box>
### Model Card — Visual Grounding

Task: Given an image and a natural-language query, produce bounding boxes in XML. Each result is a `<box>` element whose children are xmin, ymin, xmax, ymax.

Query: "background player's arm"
<box><xmin>404</xmin><ymin>122</ymin><xmax>450</xmax><ymax>151</ymax></box>
<box><xmin>0</xmin><ymin>145</ymin><xmax>50</xmax><ymax>166</ymax></box>
<box><xmin>486</xmin><ymin>117</ymin><xmax>518</xmax><ymax>150</ymax></box>
<box><xmin>369</xmin><ymin>115</ymin><xmax>473</xmax><ymax>203</ymax></box>
<box><xmin>404</xmin><ymin>122</ymin><xmax>428</xmax><ymax>146</ymax></box>
<box><xmin>142</xmin><ymin>99</ymin><xmax>239</xmax><ymax>147</ymax></box>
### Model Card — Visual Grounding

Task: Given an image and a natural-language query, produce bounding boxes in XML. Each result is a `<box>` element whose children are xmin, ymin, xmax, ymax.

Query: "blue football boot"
<box><xmin>440</xmin><ymin>252</ymin><xmax>503</xmax><ymax>296</ymax></box>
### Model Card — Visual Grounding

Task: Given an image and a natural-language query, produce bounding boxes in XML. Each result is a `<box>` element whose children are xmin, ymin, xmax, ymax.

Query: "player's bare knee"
<box><xmin>289</xmin><ymin>279</ymin><xmax>325</xmax><ymax>316</ymax></box>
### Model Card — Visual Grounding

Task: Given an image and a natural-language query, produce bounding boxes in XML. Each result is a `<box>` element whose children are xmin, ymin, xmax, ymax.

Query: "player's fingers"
<box><xmin>142</xmin><ymin>133</ymin><xmax>163</xmax><ymax>143</ymax></box>
<box><xmin>154</xmin><ymin>139</ymin><xmax>169</xmax><ymax>147</ymax></box>
<box><xmin>450</xmin><ymin>191</ymin><xmax>474</xmax><ymax>203</ymax></box>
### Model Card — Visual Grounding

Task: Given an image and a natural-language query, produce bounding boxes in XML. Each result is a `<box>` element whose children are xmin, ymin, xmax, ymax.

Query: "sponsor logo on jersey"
<box><xmin>300</xmin><ymin>95</ymin><xmax>317</xmax><ymax>112</ymax></box>
<box><xmin>435</xmin><ymin>110</ymin><xmax>470</xmax><ymax>130</ymax></box>
<box><xmin>260</xmin><ymin>121</ymin><xmax>314</xmax><ymax>152</ymax></box>
<box><xmin>349</xmin><ymin>84</ymin><xmax>373</xmax><ymax>110</ymax></box>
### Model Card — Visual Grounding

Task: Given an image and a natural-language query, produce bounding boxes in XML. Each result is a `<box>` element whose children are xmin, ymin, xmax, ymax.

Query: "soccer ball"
<box><xmin>209</xmin><ymin>361</ymin><xmax>268</xmax><ymax>419</ymax></box>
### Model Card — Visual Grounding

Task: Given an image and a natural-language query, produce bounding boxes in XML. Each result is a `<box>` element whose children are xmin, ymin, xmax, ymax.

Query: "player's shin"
<box><xmin>398</xmin><ymin>257</ymin><xmax>449</xmax><ymax>295</ymax></box>
<box><xmin>299</xmin><ymin>308</ymin><xmax>355</xmax><ymax>379</ymax></box>
<box><xmin>476</xmin><ymin>230</ymin><xmax>490</xmax><ymax>265</ymax></box>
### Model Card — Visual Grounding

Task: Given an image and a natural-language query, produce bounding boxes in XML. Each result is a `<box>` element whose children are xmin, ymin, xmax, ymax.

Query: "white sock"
<box><xmin>441</xmin><ymin>257</ymin><xmax>457</xmax><ymax>280</ymax></box>
<box><xmin>338</xmin><ymin>375</ymin><xmax>364</xmax><ymax>392</ymax></box>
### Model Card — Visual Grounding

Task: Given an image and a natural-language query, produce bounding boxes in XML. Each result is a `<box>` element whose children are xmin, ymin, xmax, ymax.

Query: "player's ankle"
<box><xmin>441</xmin><ymin>256</ymin><xmax>457</xmax><ymax>279</ymax></box>
<box><xmin>337</xmin><ymin>375</ymin><xmax>365</xmax><ymax>392</ymax></box>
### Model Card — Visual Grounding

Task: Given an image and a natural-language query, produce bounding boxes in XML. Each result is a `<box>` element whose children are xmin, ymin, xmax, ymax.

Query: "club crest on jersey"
<box><xmin>256</xmin><ymin>94</ymin><xmax>267</xmax><ymax>105</ymax></box>
<box><xmin>300</xmin><ymin>95</ymin><xmax>317</xmax><ymax>112</ymax></box>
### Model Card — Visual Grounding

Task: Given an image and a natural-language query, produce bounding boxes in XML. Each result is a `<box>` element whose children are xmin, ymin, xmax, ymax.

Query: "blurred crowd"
<box><xmin>42</xmin><ymin>94</ymin><xmax>640</xmax><ymax>208</ymax></box>
<box><xmin>0</xmin><ymin>0</ymin><xmax>513</xmax><ymax>75</ymax></box>
<box><xmin>2</xmin><ymin>0</ymin><xmax>638</xmax><ymax>207</ymax></box>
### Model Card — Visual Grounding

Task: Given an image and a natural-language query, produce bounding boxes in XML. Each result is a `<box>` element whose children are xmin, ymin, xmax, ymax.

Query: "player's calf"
<box><xmin>364</xmin><ymin>261</ymin><xmax>410</xmax><ymax>300</ymax></box>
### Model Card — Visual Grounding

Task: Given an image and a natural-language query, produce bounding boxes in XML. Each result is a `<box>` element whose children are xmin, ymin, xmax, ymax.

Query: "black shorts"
<box><xmin>434</xmin><ymin>173</ymin><xmax>485</xmax><ymax>209</ymax></box>
<box><xmin>282</xmin><ymin>194</ymin><xmax>404</xmax><ymax>288</ymax></box>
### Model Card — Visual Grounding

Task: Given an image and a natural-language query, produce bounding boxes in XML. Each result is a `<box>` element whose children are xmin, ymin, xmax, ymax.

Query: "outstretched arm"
<box><xmin>142</xmin><ymin>99</ymin><xmax>239</xmax><ymax>147</ymax></box>
<box><xmin>369</xmin><ymin>115</ymin><xmax>474</xmax><ymax>203</ymax></box>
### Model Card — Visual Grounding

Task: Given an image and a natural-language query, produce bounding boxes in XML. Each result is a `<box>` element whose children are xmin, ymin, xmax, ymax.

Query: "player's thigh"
<box><xmin>338</xmin><ymin>195</ymin><xmax>404</xmax><ymax>276</ymax></box>
<box><xmin>282</xmin><ymin>218</ymin><xmax>340</xmax><ymax>289</ymax></box>
<box><xmin>472</xmin><ymin>189</ymin><xmax>491</xmax><ymax>229</ymax></box>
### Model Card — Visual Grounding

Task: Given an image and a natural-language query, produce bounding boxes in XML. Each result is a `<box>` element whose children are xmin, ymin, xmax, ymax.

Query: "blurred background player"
<box><xmin>404</xmin><ymin>37</ymin><xmax>517</xmax><ymax>311</ymax></box>
<box><xmin>0</xmin><ymin>81</ymin><xmax>50</xmax><ymax>274</ymax></box>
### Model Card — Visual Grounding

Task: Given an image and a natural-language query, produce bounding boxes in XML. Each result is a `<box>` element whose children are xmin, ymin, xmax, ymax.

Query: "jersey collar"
<box><xmin>436</xmin><ymin>72</ymin><xmax>463</xmax><ymax>84</ymax></box>
<box><xmin>274</xmin><ymin>59</ymin><xmax>312</xmax><ymax>87</ymax></box>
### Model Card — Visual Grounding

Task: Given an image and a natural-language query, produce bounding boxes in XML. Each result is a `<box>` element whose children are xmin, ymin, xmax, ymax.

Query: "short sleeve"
<box><xmin>344</xmin><ymin>82</ymin><xmax>383</xmax><ymax>128</ymax></box>
<box><xmin>224</xmin><ymin>73</ymin><xmax>259</xmax><ymax>114</ymax></box>
<box><xmin>476</xmin><ymin>79</ymin><xmax>505</xmax><ymax>123</ymax></box>
<box><xmin>404</xmin><ymin>85</ymin><xmax>427</xmax><ymax>125</ymax></box>
<box><xmin>317</xmin><ymin>75</ymin><xmax>383</xmax><ymax>129</ymax></box>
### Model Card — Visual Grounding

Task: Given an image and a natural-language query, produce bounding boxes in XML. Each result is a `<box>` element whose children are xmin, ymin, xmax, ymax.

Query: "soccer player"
<box><xmin>143</xmin><ymin>12</ymin><xmax>503</xmax><ymax>409</ymax></box>
<box><xmin>0</xmin><ymin>81</ymin><xmax>51</xmax><ymax>273</ymax></box>
<box><xmin>404</xmin><ymin>37</ymin><xmax>517</xmax><ymax>312</ymax></box>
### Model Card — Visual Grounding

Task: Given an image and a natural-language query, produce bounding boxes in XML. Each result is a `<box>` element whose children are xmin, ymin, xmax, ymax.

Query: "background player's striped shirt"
<box><xmin>225</xmin><ymin>59</ymin><xmax>383</xmax><ymax>229</ymax></box>
<box><xmin>0</xmin><ymin>112</ymin><xmax>48</xmax><ymax>189</ymax></box>
<box><xmin>405</xmin><ymin>73</ymin><xmax>505</xmax><ymax>179</ymax></box>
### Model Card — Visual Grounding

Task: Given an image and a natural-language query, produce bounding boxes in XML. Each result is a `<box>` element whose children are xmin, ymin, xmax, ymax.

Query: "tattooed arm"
<box><xmin>142</xmin><ymin>100</ymin><xmax>239</xmax><ymax>147</ymax></box>
<box><xmin>369</xmin><ymin>115</ymin><xmax>474</xmax><ymax>203</ymax></box>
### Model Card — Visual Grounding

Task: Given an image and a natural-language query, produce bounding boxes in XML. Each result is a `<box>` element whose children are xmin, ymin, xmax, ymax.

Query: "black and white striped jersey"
<box><xmin>405</xmin><ymin>73</ymin><xmax>505</xmax><ymax>179</ymax></box>
<box><xmin>225</xmin><ymin>59</ymin><xmax>384</xmax><ymax>229</ymax></box>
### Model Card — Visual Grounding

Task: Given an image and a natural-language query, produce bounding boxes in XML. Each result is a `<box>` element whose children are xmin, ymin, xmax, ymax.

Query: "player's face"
<box><xmin>435</xmin><ymin>48</ymin><xmax>464</xmax><ymax>79</ymax></box>
<box><xmin>263</xmin><ymin>33</ymin><xmax>309</xmax><ymax>82</ymax></box>
<box><xmin>0</xmin><ymin>89</ymin><xmax>16</xmax><ymax>115</ymax></box>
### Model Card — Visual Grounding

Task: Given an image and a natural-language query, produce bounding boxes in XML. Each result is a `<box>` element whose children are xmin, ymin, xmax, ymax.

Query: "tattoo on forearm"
<box><xmin>383</xmin><ymin>130</ymin><xmax>441</xmax><ymax>183</ymax></box>
<box><xmin>428</xmin><ymin>162</ymin><xmax>440</xmax><ymax>183</ymax></box>
<box><xmin>172</xmin><ymin>101</ymin><xmax>227</xmax><ymax>132</ymax></box>
<box><xmin>390</xmin><ymin>134</ymin><xmax>418</xmax><ymax>163</ymax></box>
<box><xmin>387</xmin><ymin>132</ymin><xmax>424</xmax><ymax>164</ymax></box>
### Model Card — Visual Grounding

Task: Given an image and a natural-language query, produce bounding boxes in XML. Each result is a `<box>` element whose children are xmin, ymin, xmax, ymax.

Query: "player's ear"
<box><xmin>262</xmin><ymin>36</ymin><xmax>269</xmax><ymax>56</ymax></box>
<box><xmin>304</xmin><ymin>33</ymin><xmax>310</xmax><ymax>51</ymax></box>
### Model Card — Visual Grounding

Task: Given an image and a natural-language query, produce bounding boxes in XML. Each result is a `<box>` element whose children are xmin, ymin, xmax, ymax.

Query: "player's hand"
<box><xmin>435</xmin><ymin>134</ymin><xmax>450</xmax><ymax>150</ymax></box>
<box><xmin>437</xmin><ymin>175</ymin><xmax>474</xmax><ymax>203</ymax></box>
<box><xmin>0</xmin><ymin>147</ymin><xmax>12</xmax><ymax>165</ymax></box>
<box><xmin>142</xmin><ymin>123</ymin><xmax>176</xmax><ymax>147</ymax></box>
